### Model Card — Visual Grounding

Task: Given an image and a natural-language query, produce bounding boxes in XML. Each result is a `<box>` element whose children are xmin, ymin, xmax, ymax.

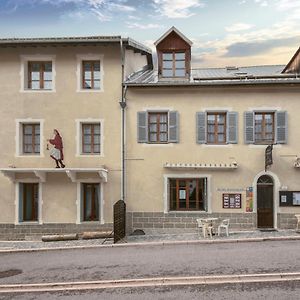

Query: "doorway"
<box><xmin>257</xmin><ymin>175</ymin><xmax>274</xmax><ymax>228</ymax></box>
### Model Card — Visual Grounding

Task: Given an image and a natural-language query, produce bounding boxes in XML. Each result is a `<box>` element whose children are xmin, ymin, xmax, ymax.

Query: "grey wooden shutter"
<box><xmin>227</xmin><ymin>112</ymin><xmax>238</xmax><ymax>144</ymax></box>
<box><xmin>18</xmin><ymin>183</ymin><xmax>23</xmax><ymax>223</ymax></box>
<box><xmin>276</xmin><ymin>111</ymin><xmax>287</xmax><ymax>144</ymax></box>
<box><xmin>196</xmin><ymin>112</ymin><xmax>207</xmax><ymax>144</ymax></box>
<box><xmin>168</xmin><ymin>111</ymin><xmax>179</xmax><ymax>143</ymax></box>
<box><xmin>137</xmin><ymin>112</ymin><xmax>148</xmax><ymax>143</ymax></box>
<box><xmin>244</xmin><ymin>111</ymin><xmax>254</xmax><ymax>144</ymax></box>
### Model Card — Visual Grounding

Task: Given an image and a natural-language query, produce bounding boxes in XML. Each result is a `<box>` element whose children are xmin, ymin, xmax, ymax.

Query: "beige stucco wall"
<box><xmin>0</xmin><ymin>44</ymin><xmax>123</xmax><ymax>224</ymax></box>
<box><xmin>125</xmin><ymin>85</ymin><xmax>300</xmax><ymax>220</ymax></box>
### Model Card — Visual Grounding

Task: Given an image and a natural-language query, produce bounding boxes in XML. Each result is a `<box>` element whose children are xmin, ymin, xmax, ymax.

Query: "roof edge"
<box><xmin>154</xmin><ymin>26</ymin><xmax>193</xmax><ymax>46</ymax></box>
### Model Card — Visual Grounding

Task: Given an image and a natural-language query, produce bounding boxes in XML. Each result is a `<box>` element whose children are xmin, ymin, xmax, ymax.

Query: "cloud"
<box><xmin>4</xmin><ymin>0</ymin><xmax>136</xmax><ymax>22</ymax></box>
<box><xmin>223</xmin><ymin>36</ymin><xmax>300</xmax><ymax>57</ymax></box>
<box><xmin>225</xmin><ymin>23</ymin><xmax>254</xmax><ymax>32</ymax></box>
<box><xmin>152</xmin><ymin>0</ymin><xmax>204</xmax><ymax>18</ymax></box>
<box><xmin>126</xmin><ymin>23</ymin><xmax>163</xmax><ymax>30</ymax></box>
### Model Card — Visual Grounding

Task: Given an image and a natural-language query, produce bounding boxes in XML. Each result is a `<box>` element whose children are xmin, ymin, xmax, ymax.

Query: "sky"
<box><xmin>0</xmin><ymin>0</ymin><xmax>299</xmax><ymax>68</ymax></box>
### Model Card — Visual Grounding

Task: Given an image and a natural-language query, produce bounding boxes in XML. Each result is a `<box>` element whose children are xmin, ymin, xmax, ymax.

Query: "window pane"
<box><xmin>93</xmin><ymin>80</ymin><xmax>100</xmax><ymax>89</ymax></box>
<box><xmin>207</xmin><ymin>134</ymin><xmax>215</xmax><ymax>143</ymax></box>
<box><xmin>34</xmin><ymin>145</ymin><xmax>40</xmax><ymax>153</ymax></box>
<box><xmin>162</xmin><ymin>69</ymin><xmax>173</xmax><ymax>77</ymax></box>
<box><xmin>44</xmin><ymin>62</ymin><xmax>52</xmax><ymax>72</ymax></box>
<box><xmin>31</xmin><ymin>63</ymin><xmax>40</xmax><ymax>72</ymax></box>
<box><xmin>44</xmin><ymin>71</ymin><xmax>52</xmax><ymax>81</ymax></box>
<box><xmin>217</xmin><ymin>114</ymin><xmax>225</xmax><ymax>123</ymax></box>
<box><xmin>84</xmin><ymin>71</ymin><xmax>92</xmax><ymax>80</ymax></box>
<box><xmin>150</xmin><ymin>133</ymin><xmax>157</xmax><ymax>142</ymax></box>
<box><xmin>93</xmin><ymin>62</ymin><xmax>100</xmax><ymax>71</ymax></box>
<box><xmin>175</xmin><ymin>61</ymin><xmax>185</xmax><ymax>68</ymax></box>
<box><xmin>93</xmin><ymin>124</ymin><xmax>100</xmax><ymax>134</ymax></box>
<box><xmin>84</xmin><ymin>135</ymin><xmax>92</xmax><ymax>144</ymax></box>
<box><xmin>83</xmin><ymin>144</ymin><xmax>91</xmax><ymax>153</ymax></box>
<box><xmin>24</xmin><ymin>145</ymin><xmax>33</xmax><ymax>153</ymax></box>
<box><xmin>94</xmin><ymin>71</ymin><xmax>100</xmax><ymax>80</ymax></box>
<box><xmin>218</xmin><ymin>134</ymin><xmax>225</xmax><ymax>142</ymax></box>
<box><xmin>163</xmin><ymin>61</ymin><xmax>172</xmax><ymax>68</ymax></box>
<box><xmin>44</xmin><ymin>81</ymin><xmax>52</xmax><ymax>90</ymax></box>
<box><xmin>175</xmin><ymin>69</ymin><xmax>185</xmax><ymax>77</ymax></box>
<box><xmin>24</xmin><ymin>125</ymin><xmax>32</xmax><ymax>134</ymax></box>
<box><xmin>93</xmin><ymin>144</ymin><xmax>101</xmax><ymax>153</ymax></box>
<box><xmin>175</xmin><ymin>53</ymin><xmax>185</xmax><ymax>60</ymax></box>
<box><xmin>160</xmin><ymin>114</ymin><xmax>167</xmax><ymax>122</ymax></box>
<box><xmin>31</xmin><ymin>81</ymin><xmax>40</xmax><ymax>90</ymax></box>
<box><xmin>255</xmin><ymin>114</ymin><xmax>263</xmax><ymax>121</ymax></box>
<box><xmin>149</xmin><ymin>115</ymin><xmax>157</xmax><ymax>123</ymax></box>
<box><xmin>149</xmin><ymin>124</ymin><xmax>157</xmax><ymax>132</ymax></box>
<box><xmin>160</xmin><ymin>124</ymin><xmax>167</xmax><ymax>132</ymax></box>
<box><xmin>218</xmin><ymin>125</ymin><xmax>225</xmax><ymax>133</ymax></box>
<box><xmin>162</xmin><ymin>53</ymin><xmax>172</xmax><ymax>60</ymax></box>
<box><xmin>84</xmin><ymin>80</ymin><xmax>91</xmax><ymax>89</ymax></box>
<box><xmin>31</xmin><ymin>71</ymin><xmax>40</xmax><ymax>81</ymax></box>
<box><xmin>83</xmin><ymin>125</ymin><xmax>91</xmax><ymax>134</ymax></box>
<box><xmin>93</xmin><ymin>135</ymin><xmax>100</xmax><ymax>144</ymax></box>
<box><xmin>159</xmin><ymin>133</ymin><xmax>167</xmax><ymax>142</ymax></box>
<box><xmin>84</xmin><ymin>62</ymin><xmax>92</xmax><ymax>71</ymax></box>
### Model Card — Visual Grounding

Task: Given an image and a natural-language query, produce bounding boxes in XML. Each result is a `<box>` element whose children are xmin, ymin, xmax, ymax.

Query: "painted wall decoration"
<box><xmin>47</xmin><ymin>129</ymin><xmax>65</xmax><ymax>168</ymax></box>
<box><xmin>246</xmin><ymin>187</ymin><xmax>253</xmax><ymax>212</ymax></box>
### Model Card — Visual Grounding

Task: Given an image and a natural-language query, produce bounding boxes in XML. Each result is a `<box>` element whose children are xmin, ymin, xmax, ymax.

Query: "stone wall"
<box><xmin>277</xmin><ymin>213</ymin><xmax>299</xmax><ymax>229</ymax></box>
<box><xmin>0</xmin><ymin>223</ymin><xmax>113</xmax><ymax>240</ymax></box>
<box><xmin>127</xmin><ymin>212</ymin><xmax>257</xmax><ymax>234</ymax></box>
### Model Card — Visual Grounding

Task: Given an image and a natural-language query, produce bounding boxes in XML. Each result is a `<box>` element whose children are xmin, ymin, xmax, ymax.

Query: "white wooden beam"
<box><xmin>34</xmin><ymin>171</ymin><xmax>46</xmax><ymax>183</ymax></box>
<box><xmin>1</xmin><ymin>171</ymin><xmax>16</xmax><ymax>182</ymax></box>
<box><xmin>66</xmin><ymin>170</ymin><xmax>77</xmax><ymax>182</ymax></box>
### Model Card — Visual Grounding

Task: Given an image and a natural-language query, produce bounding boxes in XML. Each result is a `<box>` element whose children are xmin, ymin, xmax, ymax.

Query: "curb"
<box><xmin>0</xmin><ymin>272</ymin><xmax>300</xmax><ymax>293</ymax></box>
<box><xmin>0</xmin><ymin>235</ymin><xmax>299</xmax><ymax>254</ymax></box>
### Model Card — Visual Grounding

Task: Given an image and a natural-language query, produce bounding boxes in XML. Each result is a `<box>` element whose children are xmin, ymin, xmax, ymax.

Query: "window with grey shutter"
<box><xmin>276</xmin><ymin>111</ymin><xmax>287</xmax><ymax>144</ymax></box>
<box><xmin>168</xmin><ymin>111</ymin><xmax>179</xmax><ymax>143</ymax></box>
<box><xmin>137</xmin><ymin>112</ymin><xmax>148</xmax><ymax>143</ymax></box>
<box><xmin>196</xmin><ymin>112</ymin><xmax>207</xmax><ymax>144</ymax></box>
<box><xmin>244</xmin><ymin>111</ymin><xmax>254</xmax><ymax>144</ymax></box>
<box><xmin>227</xmin><ymin>112</ymin><xmax>238</xmax><ymax>144</ymax></box>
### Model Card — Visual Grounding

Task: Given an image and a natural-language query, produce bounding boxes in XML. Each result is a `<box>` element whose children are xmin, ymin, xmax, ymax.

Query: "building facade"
<box><xmin>0</xmin><ymin>27</ymin><xmax>300</xmax><ymax>240</ymax></box>
<box><xmin>0</xmin><ymin>36</ymin><xmax>151</xmax><ymax>239</ymax></box>
<box><xmin>125</xmin><ymin>27</ymin><xmax>300</xmax><ymax>233</ymax></box>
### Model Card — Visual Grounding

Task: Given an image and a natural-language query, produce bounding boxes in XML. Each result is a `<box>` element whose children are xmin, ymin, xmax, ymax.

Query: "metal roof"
<box><xmin>0</xmin><ymin>35</ymin><xmax>152</xmax><ymax>55</ymax></box>
<box><xmin>125</xmin><ymin>65</ymin><xmax>300</xmax><ymax>86</ymax></box>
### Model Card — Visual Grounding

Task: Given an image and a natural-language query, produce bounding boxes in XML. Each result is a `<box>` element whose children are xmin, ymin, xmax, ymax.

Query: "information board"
<box><xmin>223</xmin><ymin>193</ymin><xmax>241</xmax><ymax>209</ymax></box>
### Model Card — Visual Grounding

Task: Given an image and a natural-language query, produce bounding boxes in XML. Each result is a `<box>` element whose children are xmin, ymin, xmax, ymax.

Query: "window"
<box><xmin>207</xmin><ymin>113</ymin><xmax>226</xmax><ymax>144</ymax></box>
<box><xmin>22</xmin><ymin>123</ymin><xmax>40</xmax><ymax>154</ymax></box>
<box><xmin>196</xmin><ymin>111</ymin><xmax>238</xmax><ymax>144</ymax></box>
<box><xmin>81</xmin><ymin>123</ymin><xmax>101</xmax><ymax>154</ymax></box>
<box><xmin>19</xmin><ymin>183</ymin><xmax>39</xmax><ymax>222</ymax></box>
<box><xmin>82</xmin><ymin>183</ymin><xmax>100</xmax><ymax>221</ymax></box>
<box><xmin>28</xmin><ymin>61</ymin><xmax>52</xmax><ymax>90</ymax></box>
<box><xmin>82</xmin><ymin>60</ymin><xmax>100</xmax><ymax>89</ymax></box>
<box><xmin>148</xmin><ymin>112</ymin><xmax>168</xmax><ymax>143</ymax></box>
<box><xmin>254</xmin><ymin>112</ymin><xmax>274</xmax><ymax>144</ymax></box>
<box><xmin>137</xmin><ymin>111</ymin><xmax>179</xmax><ymax>144</ymax></box>
<box><xmin>245</xmin><ymin>111</ymin><xmax>287</xmax><ymax>145</ymax></box>
<box><xmin>169</xmin><ymin>178</ymin><xmax>207</xmax><ymax>211</ymax></box>
<box><xmin>162</xmin><ymin>52</ymin><xmax>186</xmax><ymax>77</ymax></box>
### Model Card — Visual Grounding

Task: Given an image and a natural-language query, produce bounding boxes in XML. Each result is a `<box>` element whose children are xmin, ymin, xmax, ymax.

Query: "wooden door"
<box><xmin>257</xmin><ymin>175</ymin><xmax>274</xmax><ymax>228</ymax></box>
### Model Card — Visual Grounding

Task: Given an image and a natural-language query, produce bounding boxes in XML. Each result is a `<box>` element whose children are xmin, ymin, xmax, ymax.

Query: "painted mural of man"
<box><xmin>47</xmin><ymin>129</ymin><xmax>65</xmax><ymax>168</ymax></box>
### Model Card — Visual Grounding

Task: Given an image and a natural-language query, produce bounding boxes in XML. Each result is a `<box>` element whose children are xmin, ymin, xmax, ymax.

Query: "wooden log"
<box><xmin>42</xmin><ymin>234</ymin><xmax>78</xmax><ymax>242</ymax></box>
<box><xmin>81</xmin><ymin>231</ymin><xmax>113</xmax><ymax>240</ymax></box>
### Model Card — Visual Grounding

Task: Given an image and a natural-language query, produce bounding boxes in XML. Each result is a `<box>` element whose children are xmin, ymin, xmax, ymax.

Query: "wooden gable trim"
<box><xmin>282</xmin><ymin>47</ymin><xmax>300</xmax><ymax>74</ymax></box>
<box><xmin>154</xmin><ymin>26</ymin><xmax>193</xmax><ymax>47</ymax></box>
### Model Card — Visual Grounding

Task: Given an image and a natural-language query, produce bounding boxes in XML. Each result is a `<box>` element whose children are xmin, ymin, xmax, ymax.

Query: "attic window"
<box><xmin>162</xmin><ymin>52</ymin><xmax>186</xmax><ymax>77</ymax></box>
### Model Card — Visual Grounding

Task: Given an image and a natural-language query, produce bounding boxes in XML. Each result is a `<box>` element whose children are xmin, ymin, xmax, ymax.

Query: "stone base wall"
<box><xmin>126</xmin><ymin>212</ymin><xmax>257</xmax><ymax>234</ymax></box>
<box><xmin>277</xmin><ymin>213</ymin><xmax>299</xmax><ymax>229</ymax></box>
<box><xmin>0</xmin><ymin>223</ymin><xmax>113</xmax><ymax>240</ymax></box>
<box><xmin>126</xmin><ymin>212</ymin><xmax>299</xmax><ymax>234</ymax></box>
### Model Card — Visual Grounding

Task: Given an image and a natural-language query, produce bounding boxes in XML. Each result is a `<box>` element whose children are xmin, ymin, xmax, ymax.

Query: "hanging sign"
<box><xmin>265</xmin><ymin>144</ymin><xmax>273</xmax><ymax>171</ymax></box>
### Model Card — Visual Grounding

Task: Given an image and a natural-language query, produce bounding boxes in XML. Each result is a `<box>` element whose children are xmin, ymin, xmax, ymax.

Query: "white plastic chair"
<box><xmin>218</xmin><ymin>219</ymin><xmax>230</xmax><ymax>237</ymax></box>
<box><xmin>295</xmin><ymin>214</ymin><xmax>300</xmax><ymax>230</ymax></box>
<box><xmin>197</xmin><ymin>218</ymin><xmax>212</xmax><ymax>238</ymax></box>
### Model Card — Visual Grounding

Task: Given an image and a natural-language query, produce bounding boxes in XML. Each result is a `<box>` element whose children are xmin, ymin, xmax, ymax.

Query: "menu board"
<box><xmin>223</xmin><ymin>193</ymin><xmax>242</xmax><ymax>209</ymax></box>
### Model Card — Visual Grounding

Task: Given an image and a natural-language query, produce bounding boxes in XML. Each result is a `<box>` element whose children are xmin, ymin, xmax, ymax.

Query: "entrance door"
<box><xmin>257</xmin><ymin>175</ymin><xmax>274</xmax><ymax>228</ymax></box>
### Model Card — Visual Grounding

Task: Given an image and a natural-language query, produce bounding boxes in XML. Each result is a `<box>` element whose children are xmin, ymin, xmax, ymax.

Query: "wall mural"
<box><xmin>47</xmin><ymin>129</ymin><xmax>65</xmax><ymax>168</ymax></box>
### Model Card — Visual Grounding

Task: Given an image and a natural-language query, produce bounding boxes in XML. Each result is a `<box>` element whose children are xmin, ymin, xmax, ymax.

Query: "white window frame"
<box><xmin>20</xmin><ymin>55</ymin><xmax>56</xmax><ymax>93</ymax></box>
<box><xmin>15</xmin><ymin>119</ymin><xmax>44</xmax><ymax>157</ymax></box>
<box><xmin>75</xmin><ymin>119</ymin><xmax>104</xmax><ymax>157</ymax></box>
<box><xmin>163</xmin><ymin>174</ymin><xmax>212</xmax><ymax>214</ymax></box>
<box><xmin>15</xmin><ymin>181</ymin><xmax>43</xmax><ymax>225</ymax></box>
<box><xmin>76</xmin><ymin>54</ymin><xmax>104</xmax><ymax>92</ymax></box>
<box><xmin>76</xmin><ymin>181</ymin><xmax>104</xmax><ymax>224</ymax></box>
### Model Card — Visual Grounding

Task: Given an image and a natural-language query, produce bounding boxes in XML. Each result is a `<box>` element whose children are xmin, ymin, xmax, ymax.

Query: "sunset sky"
<box><xmin>0</xmin><ymin>0</ymin><xmax>299</xmax><ymax>67</ymax></box>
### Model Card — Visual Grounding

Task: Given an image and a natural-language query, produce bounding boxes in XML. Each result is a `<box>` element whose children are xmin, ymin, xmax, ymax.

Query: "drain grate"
<box><xmin>0</xmin><ymin>269</ymin><xmax>23</xmax><ymax>279</ymax></box>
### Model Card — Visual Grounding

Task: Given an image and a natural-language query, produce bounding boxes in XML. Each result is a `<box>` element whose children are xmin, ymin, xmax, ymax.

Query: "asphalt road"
<box><xmin>0</xmin><ymin>240</ymin><xmax>299</xmax><ymax>286</ymax></box>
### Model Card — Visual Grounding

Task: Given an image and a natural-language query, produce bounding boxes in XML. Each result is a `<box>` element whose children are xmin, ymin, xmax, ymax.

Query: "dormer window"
<box><xmin>155</xmin><ymin>27</ymin><xmax>192</xmax><ymax>80</ymax></box>
<box><xmin>162</xmin><ymin>52</ymin><xmax>186</xmax><ymax>77</ymax></box>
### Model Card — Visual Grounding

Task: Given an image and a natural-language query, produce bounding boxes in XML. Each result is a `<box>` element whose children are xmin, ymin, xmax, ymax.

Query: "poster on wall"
<box><xmin>223</xmin><ymin>194</ymin><xmax>241</xmax><ymax>209</ymax></box>
<box><xmin>246</xmin><ymin>187</ymin><xmax>253</xmax><ymax>212</ymax></box>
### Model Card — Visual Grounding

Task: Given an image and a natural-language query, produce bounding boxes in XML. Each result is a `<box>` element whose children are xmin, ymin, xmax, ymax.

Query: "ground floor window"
<box><xmin>81</xmin><ymin>183</ymin><xmax>100</xmax><ymax>221</ymax></box>
<box><xmin>19</xmin><ymin>183</ymin><xmax>39</xmax><ymax>222</ymax></box>
<box><xmin>169</xmin><ymin>178</ymin><xmax>207</xmax><ymax>211</ymax></box>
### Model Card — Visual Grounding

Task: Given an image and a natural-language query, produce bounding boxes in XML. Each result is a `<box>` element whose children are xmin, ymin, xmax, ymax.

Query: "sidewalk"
<box><xmin>0</xmin><ymin>229</ymin><xmax>299</xmax><ymax>252</ymax></box>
